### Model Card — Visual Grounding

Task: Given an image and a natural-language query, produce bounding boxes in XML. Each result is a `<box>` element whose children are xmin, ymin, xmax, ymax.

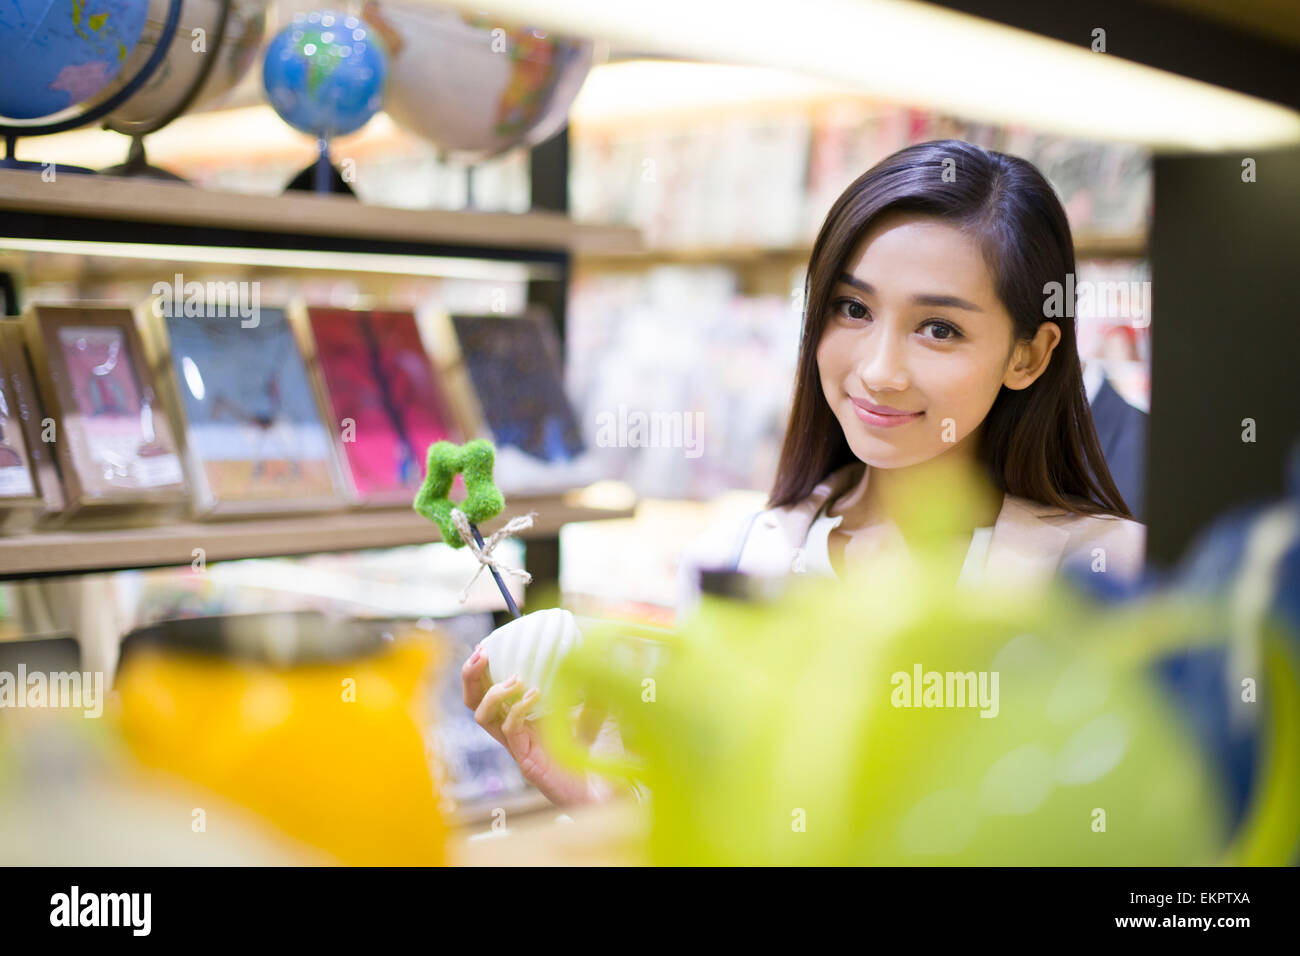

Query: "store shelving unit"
<box><xmin>0</xmin><ymin>144</ymin><xmax>642</xmax><ymax>582</ymax></box>
<box><xmin>0</xmin><ymin>495</ymin><xmax>635</xmax><ymax>579</ymax></box>
<box><xmin>0</xmin><ymin>168</ymin><xmax>642</xmax><ymax>255</ymax></box>
<box><xmin>575</xmin><ymin>229</ymin><xmax>1146</xmax><ymax>296</ymax></box>
<box><xmin>576</xmin><ymin>230</ymin><xmax>1146</xmax><ymax>268</ymax></box>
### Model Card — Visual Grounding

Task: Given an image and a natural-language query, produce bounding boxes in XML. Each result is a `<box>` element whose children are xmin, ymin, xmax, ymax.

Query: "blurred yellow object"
<box><xmin>115</xmin><ymin>634</ymin><xmax>445</xmax><ymax>866</ymax></box>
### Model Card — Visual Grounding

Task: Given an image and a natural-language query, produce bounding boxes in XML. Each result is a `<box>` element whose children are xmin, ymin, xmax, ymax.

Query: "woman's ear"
<box><xmin>1003</xmin><ymin>321</ymin><xmax>1061</xmax><ymax>390</ymax></box>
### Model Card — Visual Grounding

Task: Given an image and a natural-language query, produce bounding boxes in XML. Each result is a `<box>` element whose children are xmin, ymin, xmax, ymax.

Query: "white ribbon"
<box><xmin>450</xmin><ymin>507</ymin><xmax>536</xmax><ymax>604</ymax></box>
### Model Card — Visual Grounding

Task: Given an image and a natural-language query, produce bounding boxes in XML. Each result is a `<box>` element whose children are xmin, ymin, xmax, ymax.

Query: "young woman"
<box><xmin>462</xmin><ymin>139</ymin><xmax>1144</xmax><ymax>807</ymax></box>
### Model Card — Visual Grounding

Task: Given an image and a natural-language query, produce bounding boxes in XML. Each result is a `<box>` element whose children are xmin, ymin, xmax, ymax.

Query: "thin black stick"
<box><xmin>469</xmin><ymin>522</ymin><xmax>522</xmax><ymax>619</ymax></box>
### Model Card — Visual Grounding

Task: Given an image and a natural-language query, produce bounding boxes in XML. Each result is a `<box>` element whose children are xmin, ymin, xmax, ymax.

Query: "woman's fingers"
<box><xmin>474</xmin><ymin>674</ymin><xmax>523</xmax><ymax>741</ymax></box>
<box><xmin>461</xmin><ymin>644</ymin><xmax>492</xmax><ymax>710</ymax></box>
<box><xmin>501</xmin><ymin>687</ymin><xmax>541</xmax><ymax>736</ymax></box>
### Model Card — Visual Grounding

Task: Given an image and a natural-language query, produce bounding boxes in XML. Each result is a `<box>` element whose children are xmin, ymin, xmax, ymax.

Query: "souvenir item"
<box><xmin>158</xmin><ymin>303</ymin><xmax>342</xmax><ymax>514</ymax></box>
<box><xmin>23</xmin><ymin>306</ymin><xmax>185</xmax><ymax>508</ymax></box>
<box><xmin>307</xmin><ymin>307</ymin><xmax>459</xmax><ymax>504</ymax></box>
<box><xmin>451</xmin><ymin>309</ymin><xmax>583</xmax><ymax>462</ymax></box>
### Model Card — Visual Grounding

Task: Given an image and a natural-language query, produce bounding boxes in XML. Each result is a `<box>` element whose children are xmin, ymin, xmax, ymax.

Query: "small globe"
<box><xmin>361</xmin><ymin>1</ymin><xmax>594</xmax><ymax>162</ymax></box>
<box><xmin>105</xmin><ymin>0</ymin><xmax>268</xmax><ymax>131</ymax></box>
<box><xmin>0</xmin><ymin>0</ymin><xmax>151</xmax><ymax>120</ymax></box>
<box><xmin>262</xmin><ymin>9</ymin><xmax>388</xmax><ymax>140</ymax></box>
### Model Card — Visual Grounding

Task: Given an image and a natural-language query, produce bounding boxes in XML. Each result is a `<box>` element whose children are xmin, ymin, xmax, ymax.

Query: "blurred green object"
<box><xmin>541</xmin><ymin>464</ymin><xmax>1300</xmax><ymax>866</ymax></box>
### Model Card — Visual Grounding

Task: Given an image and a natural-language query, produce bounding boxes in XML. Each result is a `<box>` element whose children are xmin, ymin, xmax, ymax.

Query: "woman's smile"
<box><xmin>850</xmin><ymin>396</ymin><xmax>924</xmax><ymax>428</ymax></box>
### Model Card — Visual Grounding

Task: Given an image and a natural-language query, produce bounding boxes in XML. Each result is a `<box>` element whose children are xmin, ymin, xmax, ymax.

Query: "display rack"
<box><xmin>0</xmin><ymin>168</ymin><xmax>641</xmax><ymax>255</ymax></box>
<box><xmin>0</xmin><ymin>140</ymin><xmax>641</xmax><ymax>582</ymax></box>
<box><xmin>575</xmin><ymin>229</ymin><xmax>1146</xmax><ymax>297</ymax></box>
<box><xmin>0</xmin><ymin>496</ymin><xmax>635</xmax><ymax>579</ymax></box>
<box><xmin>576</xmin><ymin>230</ymin><xmax>1146</xmax><ymax>268</ymax></box>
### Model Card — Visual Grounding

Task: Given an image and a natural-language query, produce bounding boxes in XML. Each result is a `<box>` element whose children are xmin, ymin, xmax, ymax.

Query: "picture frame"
<box><xmin>146</xmin><ymin>299</ymin><xmax>345</xmax><ymax>516</ymax></box>
<box><xmin>21</xmin><ymin>305</ymin><xmax>187</xmax><ymax>510</ymax></box>
<box><xmin>450</xmin><ymin>307</ymin><xmax>584</xmax><ymax>463</ymax></box>
<box><xmin>0</xmin><ymin>321</ymin><xmax>42</xmax><ymax>512</ymax></box>
<box><xmin>303</xmin><ymin>306</ymin><xmax>462</xmax><ymax>506</ymax></box>
<box><xmin>0</xmin><ymin>320</ymin><xmax>67</xmax><ymax>524</ymax></box>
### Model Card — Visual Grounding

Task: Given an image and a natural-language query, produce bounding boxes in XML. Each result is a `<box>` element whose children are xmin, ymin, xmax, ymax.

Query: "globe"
<box><xmin>0</xmin><ymin>0</ymin><xmax>151</xmax><ymax>120</ymax></box>
<box><xmin>262</xmin><ymin>9</ymin><xmax>388</xmax><ymax>140</ymax></box>
<box><xmin>105</xmin><ymin>0</ymin><xmax>268</xmax><ymax>130</ymax></box>
<box><xmin>360</xmin><ymin>1</ymin><xmax>594</xmax><ymax>162</ymax></box>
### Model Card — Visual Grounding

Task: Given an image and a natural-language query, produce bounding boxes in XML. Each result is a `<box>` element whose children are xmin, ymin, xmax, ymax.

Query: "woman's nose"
<box><xmin>857</xmin><ymin>327</ymin><xmax>911</xmax><ymax>392</ymax></box>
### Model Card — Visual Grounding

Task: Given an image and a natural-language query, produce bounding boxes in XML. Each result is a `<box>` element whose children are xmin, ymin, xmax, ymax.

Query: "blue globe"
<box><xmin>262</xmin><ymin>9</ymin><xmax>388</xmax><ymax>139</ymax></box>
<box><xmin>0</xmin><ymin>0</ymin><xmax>150</xmax><ymax>120</ymax></box>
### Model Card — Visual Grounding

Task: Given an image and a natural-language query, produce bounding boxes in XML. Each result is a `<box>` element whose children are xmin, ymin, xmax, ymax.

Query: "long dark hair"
<box><xmin>768</xmin><ymin>139</ymin><xmax>1132</xmax><ymax>519</ymax></box>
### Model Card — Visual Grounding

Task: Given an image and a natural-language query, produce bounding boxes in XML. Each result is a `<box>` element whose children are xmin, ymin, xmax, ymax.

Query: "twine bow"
<box><xmin>450</xmin><ymin>508</ymin><xmax>536</xmax><ymax>604</ymax></box>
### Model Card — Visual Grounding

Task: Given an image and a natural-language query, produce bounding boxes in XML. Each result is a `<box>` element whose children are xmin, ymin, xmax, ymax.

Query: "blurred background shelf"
<box><xmin>0</xmin><ymin>168</ymin><xmax>643</xmax><ymax>256</ymax></box>
<box><xmin>575</xmin><ymin>229</ymin><xmax>1147</xmax><ymax>270</ymax></box>
<box><xmin>574</xmin><ymin>229</ymin><xmax>1147</xmax><ymax>297</ymax></box>
<box><xmin>0</xmin><ymin>493</ymin><xmax>636</xmax><ymax>578</ymax></box>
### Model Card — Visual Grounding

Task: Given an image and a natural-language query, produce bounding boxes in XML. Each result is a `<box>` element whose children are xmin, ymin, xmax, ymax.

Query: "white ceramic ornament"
<box><xmin>481</xmin><ymin>608</ymin><xmax>583</xmax><ymax>715</ymax></box>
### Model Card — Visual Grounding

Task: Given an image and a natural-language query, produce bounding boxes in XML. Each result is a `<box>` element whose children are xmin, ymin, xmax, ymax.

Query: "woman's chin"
<box><xmin>846</xmin><ymin>435</ymin><xmax>932</xmax><ymax>470</ymax></box>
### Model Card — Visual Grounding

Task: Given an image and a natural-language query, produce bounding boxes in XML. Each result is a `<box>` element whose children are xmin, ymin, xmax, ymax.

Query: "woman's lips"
<box><xmin>850</xmin><ymin>396</ymin><xmax>923</xmax><ymax>428</ymax></box>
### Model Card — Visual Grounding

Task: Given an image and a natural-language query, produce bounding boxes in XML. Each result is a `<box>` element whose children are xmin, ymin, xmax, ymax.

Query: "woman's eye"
<box><xmin>921</xmin><ymin>320</ymin><xmax>963</xmax><ymax>341</ymax></box>
<box><xmin>833</xmin><ymin>298</ymin><xmax>868</xmax><ymax>320</ymax></box>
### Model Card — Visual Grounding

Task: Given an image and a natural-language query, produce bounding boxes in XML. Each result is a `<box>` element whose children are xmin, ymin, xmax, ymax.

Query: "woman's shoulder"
<box><xmin>1054</xmin><ymin>501</ymin><xmax>1145</xmax><ymax>536</ymax></box>
<box><xmin>1041</xmin><ymin>501</ymin><xmax>1147</xmax><ymax>576</ymax></box>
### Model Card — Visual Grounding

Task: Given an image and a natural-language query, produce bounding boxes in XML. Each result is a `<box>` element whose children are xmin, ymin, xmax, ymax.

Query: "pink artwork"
<box><xmin>308</xmin><ymin>309</ymin><xmax>460</xmax><ymax>500</ymax></box>
<box><xmin>57</xmin><ymin>326</ymin><xmax>179</xmax><ymax>486</ymax></box>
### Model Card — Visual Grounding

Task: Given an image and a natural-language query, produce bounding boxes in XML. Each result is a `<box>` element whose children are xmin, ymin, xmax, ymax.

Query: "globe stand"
<box><xmin>98</xmin><ymin>135</ymin><xmax>186</xmax><ymax>182</ymax></box>
<box><xmin>1</xmin><ymin>134</ymin><xmax>93</xmax><ymax>174</ymax></box>
<box><xmin>465</xmin><ymin>160</ymin><xmax>478</xmax><ymax>211</ymax></box>
<box><xmin>99</xmin><ymin>0</ymin><xmax>237</xmax><ymax>183</ymax></box>
<box><xmin>432</xmin><ymin>148</ymin><xmax>479</xmax><ymax>212</ymax></box>
<box><xmin>284</xmin><ymin>139</ymin><xmax>356</xmax><ymax>197</ymax></box>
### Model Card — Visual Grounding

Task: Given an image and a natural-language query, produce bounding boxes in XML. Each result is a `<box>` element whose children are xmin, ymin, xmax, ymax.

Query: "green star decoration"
<box><xmin>412</xmin><ymin>439</ymin><xmax>506</xmax><ymax>549</ymax></box>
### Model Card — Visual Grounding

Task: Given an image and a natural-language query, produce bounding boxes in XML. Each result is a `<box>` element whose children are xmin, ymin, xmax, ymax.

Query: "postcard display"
<box><xmin>3</xmin><ymin>301</ymin><xmax>586</xmax><ymax>528</ymax></box>
<box><xmin>451</xmin><ymin>309</ymin><xmax>584</xmax><ymax>463</ymax></box>
<box><xmin>148</xmin><ymin>302</ymin><xmax>345</xmax><ymax>515</ymax></box>
<box><xmin>0</xmin><ymin>323</ymin><xmax>48</xmax><ymax>529</ymax></box>
<box><xmin>21</xmin><ymin>306</ymin><xmax>187</xmax><ymax>516</ymax></box>
<box><xmin>1</xmin><ymin>322</ymin><xmax>67</xmax><ymax>528</ymax></box>
<box><xmin>306</xmin><ymin>308</ymin><xmax>461</xmax><ymax>505</ymax></box>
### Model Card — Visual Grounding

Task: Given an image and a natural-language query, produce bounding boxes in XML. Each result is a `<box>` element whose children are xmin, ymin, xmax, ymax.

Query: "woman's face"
<box><xmin>817</xmin><ymin>211</ymin><xmax>1059</xmax><ymax>470</ymax></box>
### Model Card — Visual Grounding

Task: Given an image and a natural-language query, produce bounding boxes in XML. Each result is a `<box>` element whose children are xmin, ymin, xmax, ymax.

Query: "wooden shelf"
<box><xmin>0</xmin><ymin>168</ymin><xmax>643</xmax><ymax>255</ymax></box>
<box><xmin>0</xmin><ymin>494</ymin><xmax>636</xmax><ymax>578</ymax></box>
<box><xmin>577</xmin><ymin>243</ymin><xmax>813</xmax><ymax>270</ymax></box>
<box><xmin>575</xmin><ymin>229</ymin><xmax>1148</xmax><ymax>271</ymax></box>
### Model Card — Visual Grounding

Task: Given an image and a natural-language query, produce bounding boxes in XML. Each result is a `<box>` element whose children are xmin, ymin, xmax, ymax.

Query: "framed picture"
<box><xmin>306</xmin><ymin>307</ymin><xmax>461</xmax><ymax>506</ymax></box>
<box><xmin>450</xmin><ymin>308</ymin><xmax>584</xmax><ymax>462</ymax></box>
<box><xmin>0</xmin><ymin>321</ymin><xmax>66</xmax><ymax>523</ymax></box>
<box><xmin>22</xmin><ymin>305</ymin><xmax>186</xmax><ymax>508</ymax></box>
<box><xmin>154</xmin><ymin>302</ymin><xmax>343</xmax><ymax>514</ymax></box>
<box><xmin>0</xmin><ymin>323</ymin><xmax>40</xmax><ymax>506</ymax></box>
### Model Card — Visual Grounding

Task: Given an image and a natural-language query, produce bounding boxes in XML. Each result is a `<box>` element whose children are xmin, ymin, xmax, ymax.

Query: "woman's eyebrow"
<box><xmin>837</xmin><ymin>273</ymin><xmax>984</xmax><ymax>312</ymax></box>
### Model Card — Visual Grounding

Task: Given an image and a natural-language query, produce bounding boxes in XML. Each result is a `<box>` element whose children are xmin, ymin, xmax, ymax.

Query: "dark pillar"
<box><xmin>1145</xmin><ymin>145</ymin><xmax>1300</xmax><ymax>566</ymax></box>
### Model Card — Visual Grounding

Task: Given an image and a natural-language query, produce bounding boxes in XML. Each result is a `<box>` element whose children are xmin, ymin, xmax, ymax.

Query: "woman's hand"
<box><xmin>461</xmin><ymin>611</ymin><xmax>619</xmax><ymax>807</ymax></box>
